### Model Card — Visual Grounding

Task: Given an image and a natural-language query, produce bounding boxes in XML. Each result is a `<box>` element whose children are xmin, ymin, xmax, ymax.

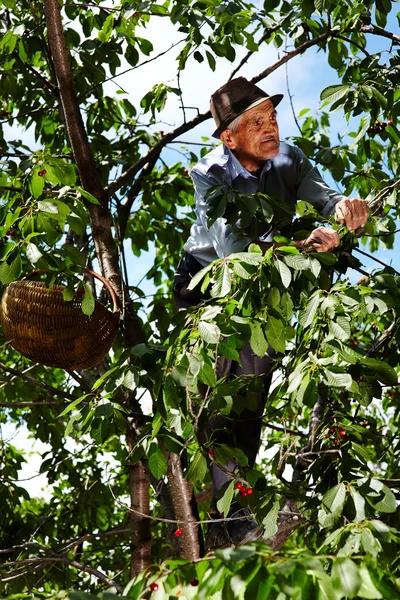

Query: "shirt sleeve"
<box><xmin>295</xmin><ymin>150</ymin><xmax>345</xmax><ymax>217</ymax></box>
<box><xmin>191</xmin><ymin>168</ymin><xmax>251</xmax><ymax>259</ymax></box>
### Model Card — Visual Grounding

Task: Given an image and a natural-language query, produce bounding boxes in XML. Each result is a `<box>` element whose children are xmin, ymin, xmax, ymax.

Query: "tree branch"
<box><xmin>360</xmin><ymin>25</ymin><xmax>400</xmax><ymax>44</ymax></box>
<box><xmin>0</xmin><ymin>361</ymin><xmax>76</xmax><ymax>401</ymax></box>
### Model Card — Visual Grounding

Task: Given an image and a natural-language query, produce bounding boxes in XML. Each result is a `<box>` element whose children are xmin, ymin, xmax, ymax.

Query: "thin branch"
<box><xmin>368</xmin><ymin>177</ymin><xmax>400</xmax><ymax>208</ymax></box>
<box><xmin>336</xmin><ymin>33</ymin><xmax>369</xmax><ymax>56</ymax></box>
<box><xmin>355</xmin><ymin>247</ymin><xmax>400</xmax><ymax>275</ymax></box>
<box><xmin>0</xmin><ymin>401</ymin><xmax>66</xmax><ymax>407</ymax></box>
<box><xmin>251</xmin><ymin>30</ymin><xmax>331</xmax><ymax>85</ymax></box>
<box><xmin>229</xmin><ymin>23</ymin><xmax>284</xmax><ymax>81</ymax></box>
<box><xmin>0</xmin><ymin>361</ymin><xmax>77</xmax><ymax>401</ymax></box>
<box><xmin>360</xmin><ymin>25</ymin><xmax>400</xmax><ymax>44</ymax></box>
<box><xmin>0</xmin><ymin>554</ymin><xmax>123</xmax><ymax>591</ymax></box>
<box><xmin>81</xmin><ymin>40</ymin><xmax>184</xmax><ymax>100</ymax></box>
<box><xmin>284</xmin><ymin>39</ymin><xmax>302</xmax><ymax>135</ymax></box>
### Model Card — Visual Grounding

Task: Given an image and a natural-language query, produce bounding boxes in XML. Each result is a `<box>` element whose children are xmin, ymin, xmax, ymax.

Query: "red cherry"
<box><xmin>247</xmin><ymin>488</ymin><xmax>253</xmax><ymax>495</ymax></box>
<box><xmin>5</xmin><ymin>230</ymin><xmax>10</xmax><ymax>236</ymax></box>
<box><xmin>184</xmin><ymin>169</ymin><xmax>189</xmax><ymax>174</ymax></box>
<box><xmin>9</xmin><ymin>230</ymin><xmax>16</xmax><ymax>237</ymax></box>
<box><xmin>235</xmin><ymin>482</ymin><xmax>242</xmax><ymax>490</ymax></box>
<box><xmin>329</xmin><ymin>427</ymin><xmax>335</xmax><ymax>434</ymax></box>
<box><xmin>38</xmin><ymin>169</ymin><xmax>47</xmax><ymax>176</ymax></box>
<box><xmin>208</xmin><ymin>450</ymin><xmax>215</xmax><ymax>458</ymax></box>
<box><xmin>150</xmin><ymin>583</ymin><xmax>159</xmax><ymax>591</ymax></box>
<box><xmin>339</xmin><ymin>429</ymin><xmax>346</xmax><ymax>437</ymax></box>
<box><xmin>190</xmin><ymin>579</ymin><xmax>199</xmax><ymax>586</ymax></box>
<box><xmin>76</xmin><ymin>289</ymin><xmax>85</xmax><ymax>298</ymax></box>
<box><xmin>175</xmin><ymin>528</ymin><xmax>183</xmax><ymax>537</ymax></box>
<box><xmin>387</xmin><ymin>120</ymin><xmax>393</xmax><ymax>126</ymax></box>
<box><xmin>239</xmin><ymin>489</ymin><xmax>248</xmax><ymax>497</ymax></box>
<box><xmin>1</xmin><ymin>73</ymin><xmax>6</xmax><ymax>79</ymax></box>
<box><xmin>132</xmin><ymin>11</ymin><xmax>139</xmax><ymax>17</ymax></box>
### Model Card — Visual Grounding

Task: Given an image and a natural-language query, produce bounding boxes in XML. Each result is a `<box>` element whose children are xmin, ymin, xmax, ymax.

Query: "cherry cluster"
<box><xmin>5</xmin><ymin>229</ymin><xmax>17</xmax><ymax>238</ymax></box>
<box><xmin>367</xmin><ymin>119</ymin><xmax>393</xmax><ymax>136</ymax></box>
<box><xmin>38</xmin><ymin>169</ymin><xmax>47</xmax><ymax>177</ymax></box>
<box><xmin>235</xmin><ymin>481</ymin><xmax>253</xmax><ymax>497</ymax></box>
<box><xmin>324</xmin><ymin>426</ymin><xmax>347</xmax><ymax>447</ymax></box>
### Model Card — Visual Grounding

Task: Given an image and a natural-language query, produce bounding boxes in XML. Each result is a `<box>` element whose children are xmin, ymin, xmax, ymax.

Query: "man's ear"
<box><xmin>220</xmin><ymin>129</ymin><xmax>236</xmax><ymax>149</ymax></box>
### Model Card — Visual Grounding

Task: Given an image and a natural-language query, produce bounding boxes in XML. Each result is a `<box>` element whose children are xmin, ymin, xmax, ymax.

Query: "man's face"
<box><xmin>221</xmin><ymin>99</ymin><xmax>280</xmax><ymax>171</ymax></box>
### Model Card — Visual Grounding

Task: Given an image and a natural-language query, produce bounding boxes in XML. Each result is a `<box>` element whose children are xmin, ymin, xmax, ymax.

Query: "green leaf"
<box><xmin>26</xmin><ymin>243</ymin><xmax>43</xmax><ymax>264</ymax></box>
<box><xmin>58</xmin><ymin>394</ymin><xmax>88</xmax><ymax>418</ymax></box>
<box><xmin>62</xmin><ymin>285</ymin><xmax>75</xmax><ymax>301</ymax></box>
<box><xmin>349</xmin><ymin>487</ymin><xmax>366</xmax><ymax>522</ymax></box>
<box><xmin>186</xmin><ymin>450</ymin><xmax>208</xmax><ymax>485</ymax></box>
<box><xmin>262</xmin><ymin>499</ymin><xmax>280</xmax><ymax>539</ymax></box>
<box><xmin>357</xmin><ymin>565</ymin><xmax>383</xmax><ymax>599</ymax></box>
<box><xmin>198</xmin><ymin>321</ymin><xmax>220</xmax><ymax>344</ymax></box>
<box><xmin>76</xmin><ymin>186</ymin><xmax>101</xmax><ymax>205</ymax></box>
<box><xmin>187</xmin><ymin>264</ymin><xmax>212</xmax><ymax>290</ymax></box>
<box><xmin>324</xmin><ymin>370</ymin><xmax>353</xmax><ymax>389</ymax></box>
<box><xmin>265</xmin><ymin>315</ymin><xmax>286</xmax><ymax>353</ymax></box>
<box><xmin>360</xmin><ymin>478</ymin><xmax>397</xmax><ymax>513</ymax></box>
<box><xmin>30</xmin><ymin>169</ymin><xmax>45</xmax><ymax>198</ymax></box>
<box><xmin>229</xmin><ymin>252</ymin><xmax>264</xmax><ymax>265</ymax></box>
<box><xmin>275</xmin><ymin>259</ymin><xmax>291</xmax><ymax>288</ymax></box>
<box><xmin>250</xmin><ymin>322</ymin><xmax>268</xmax><ymax>357</ymax></box>
<box><xmin>148</xmin><ymin>445</ymin><xmax>168</xmax><ymax>479</ymax></box>
<box><xmin>123</xmin><ymin>368</ymin><xmax>138</xmax><ymax>391</ymax></box>
<box><xmin>351</xmin><ymin>442</ymin><xmax>372</xmax><ymax>464</ymax></box>
<box><xmin>318</xmin><ymin>483</ymin><xmax>346</xmax><ymax>529</ymax></box>
<box><xmin>0</xmin><ymin>254</ymin><xmax>21</xmax><ymax>284</ymax></box>
<box><xmin>320</xmin><ymin>84</ymin><xmax>352</xmax><ymax>104</ymax></box>
<box><xmin>362</xmin><ymin>358</ymin><xmax>398</xmax><ymax>385</ymax></box>
<box><xmin>216</xmin><ymin>480</ymin><xmax>235</xmax><ymax>516</ymax></box>
<box><xmin>211</xmin><ymin>264</ymin><xmax>231</xmax><ymax>298</ymax></box>
<box><xmin>361</xmin><ymin>528</ymin><xmax>382</xmax><ymax>558</ymax></box>
<box><xmin>331</xmin><ymin>558</ymin><xmax>361</xmax><ymax>599</ymax></box>
<box><xmin>198</xmin><ymin>362</ymin><xmax>217</xmax><ymax>388</ymax></box>
<box><xmin>299</xmin><ymin>294</ymin><xmax>320</xmax><ymax>328</ymax></box>
<box><xmin>283</xmin><ymin>254</ymin><xmax>310</xmax><ymax>270</ymax></box>
<box><xmin>81</xmin><ymin>284</ymin><xmax>95</xmax><ymax>316</ymax></box>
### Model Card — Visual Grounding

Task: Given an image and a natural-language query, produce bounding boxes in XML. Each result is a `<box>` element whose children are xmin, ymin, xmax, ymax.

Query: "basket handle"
<box><xmin>22</xmin><ymin>268</ymin><xmax>120</xmax><ymax>314</ymax></box>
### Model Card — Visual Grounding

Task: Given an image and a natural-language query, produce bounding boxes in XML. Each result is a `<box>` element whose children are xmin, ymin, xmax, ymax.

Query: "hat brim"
<box><xmin>212</xmin><ymin>93</ymin><xmax>284</xmax><ymax>138</ymax></box>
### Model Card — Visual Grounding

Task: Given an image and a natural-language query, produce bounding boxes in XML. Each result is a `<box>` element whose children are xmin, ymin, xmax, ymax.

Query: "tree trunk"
<box><xmin>127</xmin><ymin>426</ymin><xmax>152</xmax><ymax>578</ymax></box>
<box><xmin>167</xmin><ymin>453</ymin><xmax>202</xmax><ymax>560</ymax></box>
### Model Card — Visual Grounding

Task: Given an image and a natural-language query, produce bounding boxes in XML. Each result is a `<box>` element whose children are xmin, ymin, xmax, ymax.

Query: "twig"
<box><xmin>360</xmin><ymin>25</ymin><xmax>400</xmax><ymax>44</ymax></box>
<box><xmin>0</xmin><ymin>361</ymin><xmax>77</xmax><ymax>401</ymax></box>
<box><xmin>336</xmin><ymin>33</ymin><xmax>369</xmax><ymax>56</ymax></box>
<box><xmin>0</xmin><ymin>554</ymin><xmax>123</xmax><ymax>591</ymax></box>
<box><xmin>229</xmin><ymin>24</ymin><xmax>282</xmax><ymax>81</ymax></box>
<box><xmin>354</xmin><ymin>247</ymin><xmax>400</xmax><ymax>275</ymax></box>
<box><xmin>284</xmin><ymin>39</ymin><xmax>302</xmax><ymax>135</ymax></box>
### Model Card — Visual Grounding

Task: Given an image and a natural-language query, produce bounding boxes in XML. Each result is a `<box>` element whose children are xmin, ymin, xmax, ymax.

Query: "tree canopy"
<box><xmin>0</xmin><ymin>0</ymin><xmax>400</xmax><ymax>598</ymax></box>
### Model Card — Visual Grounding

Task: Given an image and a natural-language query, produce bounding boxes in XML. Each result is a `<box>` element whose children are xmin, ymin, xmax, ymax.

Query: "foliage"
<box><xmin>0</xmin><ymin>0</ymin><xmax>400</xmax><ymax>598</ymax></box>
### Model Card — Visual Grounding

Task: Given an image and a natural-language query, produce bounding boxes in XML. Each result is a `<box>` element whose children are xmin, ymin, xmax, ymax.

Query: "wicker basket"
<box><xmin>0</xmin><ymin>269</ymin><xmax>120</xmax><ymax>370</ymax></box>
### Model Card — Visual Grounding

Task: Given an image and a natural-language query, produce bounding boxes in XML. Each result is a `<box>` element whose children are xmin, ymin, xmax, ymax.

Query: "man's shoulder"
<box><xmin>190</xmin><ymin>144</ymin><xmax>228</xmax><ymax>179</ymax></box>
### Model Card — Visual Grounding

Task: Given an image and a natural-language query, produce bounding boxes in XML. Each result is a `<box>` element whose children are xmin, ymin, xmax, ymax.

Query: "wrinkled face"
<box><xmin>220</xmin><ymin>99</ymin><xmax>280</xmax><ymax>171</ymax></box>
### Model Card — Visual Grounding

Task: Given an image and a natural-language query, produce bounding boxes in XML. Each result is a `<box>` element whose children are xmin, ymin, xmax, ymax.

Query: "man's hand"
<box><xmin>297</xmin><ymin>227</ymin><xmax>340</xmax><ymax>253</ymax></box>
<box><xmin>335</xmin><ymin>198</ymin><xmax>369</xmax><ymax>232</ymax></box>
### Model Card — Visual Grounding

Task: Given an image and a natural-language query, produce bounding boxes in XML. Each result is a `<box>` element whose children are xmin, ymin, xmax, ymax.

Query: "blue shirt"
<box><xmin>184</xmin><ymin>142</ymin><xmax>344</xmax><ymax>266</ymax></box>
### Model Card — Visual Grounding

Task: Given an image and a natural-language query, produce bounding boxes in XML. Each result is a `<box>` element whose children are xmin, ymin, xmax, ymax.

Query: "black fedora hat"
<box><xmin>210</xmin><ymin>77</ymin><xmax>283</xmax><ymax>138</ymax></box>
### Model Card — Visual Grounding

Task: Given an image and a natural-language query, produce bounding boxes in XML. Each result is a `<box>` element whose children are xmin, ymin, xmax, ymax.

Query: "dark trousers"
<box><xmin>173</xmin><ymin>254</ymin><xmax>275</xmax><ymax>499</ymax></box>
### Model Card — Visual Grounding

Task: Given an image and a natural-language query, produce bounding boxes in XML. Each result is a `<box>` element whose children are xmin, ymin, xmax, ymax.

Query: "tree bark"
<box><xmin>167</xmin><ymin>452</ymin><xmax>202</xmax><ymax>560</ymax></box>
<box><xmin>127</xmin><ymin>425</ymin><xmax>152</xmax><ymax>578</ymax></box>
<box><xmin>44</xmin><ymin>0</ymin><xmax>145</xmax><ymax>345</ymax></box>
